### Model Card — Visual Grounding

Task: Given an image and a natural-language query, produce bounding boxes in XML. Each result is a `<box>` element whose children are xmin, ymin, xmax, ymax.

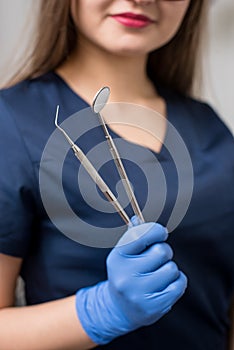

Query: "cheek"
<box><xmin>70</xmin><ymin>0</ymin><xmax>99</xmax><ymax>30</ymax></box>
<box><xmin>70</xmin><ymin>0</ymin><xmax>109</xmax><ymax>25</ymax></box>
<box><xmin>158</xmin><ymin>1</ymin><xmax>190</xmax><ymax>43</ymax></box>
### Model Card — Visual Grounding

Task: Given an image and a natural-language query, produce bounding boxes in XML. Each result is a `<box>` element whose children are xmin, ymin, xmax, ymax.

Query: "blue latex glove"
<box><xmin>75</xmin><ymin>220</ymin><xmax>187</xmax><ymax>345</ymax></box>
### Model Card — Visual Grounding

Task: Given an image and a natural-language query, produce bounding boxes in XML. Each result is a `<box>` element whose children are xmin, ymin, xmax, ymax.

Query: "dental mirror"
<box><xmin>92</xmin><ymin>86</ymin><xmax>110</xmax><ymax>114</ymax></box>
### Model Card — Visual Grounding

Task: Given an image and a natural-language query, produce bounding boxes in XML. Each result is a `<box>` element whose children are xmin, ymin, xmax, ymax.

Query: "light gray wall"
<box><xmin>0</xmin><ymin>0</ymin><xmax>33</xmax><ymax>79</ymax></box>
<box><xmin>0</xmin><ymin>0</ymin><xmax>233</xmax><ymax>132</ymax></box>
<box><xmin>201</xmin><ymin>0</ymin><xmax>234</xmax><ymax>133</ymax></box>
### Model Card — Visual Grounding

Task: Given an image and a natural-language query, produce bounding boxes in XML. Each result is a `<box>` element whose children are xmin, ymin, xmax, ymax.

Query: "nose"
<box><xmin>127</xmin><ymin>0</ymin><xmax>155</xmax><ymax>5</ymax></box>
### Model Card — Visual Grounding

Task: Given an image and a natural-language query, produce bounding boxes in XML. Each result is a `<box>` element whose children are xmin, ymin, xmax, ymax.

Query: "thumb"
<box><xmin>116</xmin><ymin>222</ymin><xmax>168</xmax><ymax>255</ymax></box>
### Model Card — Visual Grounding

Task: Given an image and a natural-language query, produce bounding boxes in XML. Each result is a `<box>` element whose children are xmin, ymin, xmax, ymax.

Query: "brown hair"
<box><xmin>6</xmin><ymin>0</ymin><xmax>207</xmax><ymax>96</ymax></box>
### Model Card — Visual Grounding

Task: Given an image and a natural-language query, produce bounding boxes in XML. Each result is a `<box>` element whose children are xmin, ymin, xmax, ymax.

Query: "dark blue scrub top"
<box><xmin>0</xmin><ymin>71</ymin><xmax>234</xmax><ymax>350</ymax></box>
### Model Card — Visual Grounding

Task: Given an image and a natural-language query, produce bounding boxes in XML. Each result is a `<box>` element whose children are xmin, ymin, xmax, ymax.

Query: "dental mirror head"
<box><xmin>92</xmin><ymin>86</ymin><xmax>110</xmax><ymax>114</ymax></box>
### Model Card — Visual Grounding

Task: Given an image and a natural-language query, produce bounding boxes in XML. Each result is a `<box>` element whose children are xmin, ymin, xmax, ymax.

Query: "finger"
<box><xmin>130</xmin><ymin>215</ymin><xmax>142</xmax><ymax>226</ymax></box>
<box><xmin>139</xmin><ymin>261</ymin><xmax>180</xmax><ymax>293</ymax></box>
<box><xmin>150</xmin><ymin>271</ymin><xmax>188</xmax><ymax>313</ymax></box>
<box><xmin>132</xmin><ymin>243</ymin><xmax>173</xmax><ymax>273</ymax></box>
<box><xmin>116</xmin><ymin>222</ymin><xmax>168</xmax><ymax>255</ymax></box>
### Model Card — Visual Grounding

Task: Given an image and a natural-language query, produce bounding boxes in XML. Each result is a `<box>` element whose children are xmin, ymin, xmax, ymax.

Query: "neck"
<box><xmin>56</xmin><ymin>43</ymin><xmax>158</xmax><ymax>104</ymax></box>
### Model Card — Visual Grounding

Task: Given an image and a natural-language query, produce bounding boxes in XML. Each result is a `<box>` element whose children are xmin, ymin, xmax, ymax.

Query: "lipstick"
<box><xmin>111</xmin><ymin>12</ymin><xmax>154</xmax><ymax>28</ymax></box>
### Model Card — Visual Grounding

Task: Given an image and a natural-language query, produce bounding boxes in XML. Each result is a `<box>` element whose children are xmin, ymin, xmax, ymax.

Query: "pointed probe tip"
<box><xmin>55</xmin><ymin>105</ymin><xmax>60</xmax><ymax>127</ymax></box>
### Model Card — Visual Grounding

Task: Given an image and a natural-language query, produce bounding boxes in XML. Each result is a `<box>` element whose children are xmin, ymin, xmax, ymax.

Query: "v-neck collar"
<box><xmin>49</xmin><ymin>70</ymin><xmax>176</xmax><ymax>159</ymax></box>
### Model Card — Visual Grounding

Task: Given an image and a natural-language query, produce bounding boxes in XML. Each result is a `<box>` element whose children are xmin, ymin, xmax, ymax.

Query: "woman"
<box><xmin>0</xmin><ymin>0</ymin><xmax>234</xmax><ymax>349</ymax></box>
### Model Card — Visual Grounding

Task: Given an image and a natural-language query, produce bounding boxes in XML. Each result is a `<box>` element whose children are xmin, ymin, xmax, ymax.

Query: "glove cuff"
<box><xmin>75</xmin><ymin>281</ymin><xmax>129</xmax><ymax>345</ymax></box>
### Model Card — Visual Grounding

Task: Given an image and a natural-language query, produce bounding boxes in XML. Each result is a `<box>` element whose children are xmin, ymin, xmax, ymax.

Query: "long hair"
<box><xmin>6</xmin><ymin>0</ymin><xmax>207</xmax><ymax>96</ymax></box>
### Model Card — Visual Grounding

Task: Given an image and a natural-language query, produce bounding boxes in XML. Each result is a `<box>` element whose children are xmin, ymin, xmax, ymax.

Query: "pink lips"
<box><xmin>111</xmin><ymin>12</ymin><xmax>154</xmax><ymax>28</ymax></box>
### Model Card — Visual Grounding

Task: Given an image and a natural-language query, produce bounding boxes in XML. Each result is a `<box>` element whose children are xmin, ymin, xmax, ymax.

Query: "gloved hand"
<box><xmin>75</xmin><ymin>219</ymin><xmax>187</xmax><ymax>345</ymax></box>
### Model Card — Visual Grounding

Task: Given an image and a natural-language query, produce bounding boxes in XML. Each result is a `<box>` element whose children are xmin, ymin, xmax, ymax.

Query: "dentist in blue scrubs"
<box><xmin>0</xmin><ymin>0</ymin><xmax>234</xmax><ymax>349</ymax></box>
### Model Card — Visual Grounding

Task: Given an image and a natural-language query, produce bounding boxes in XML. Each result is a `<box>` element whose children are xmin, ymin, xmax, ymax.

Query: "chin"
<box><xmin>107</xmin><ymin>45</ymin><xmax>156</xmax><ymax>57</ymax></box>
<box><xmin>102</xmin><ymin>38</ymin><xmax>165</xmax><ymax>57</ymax></box>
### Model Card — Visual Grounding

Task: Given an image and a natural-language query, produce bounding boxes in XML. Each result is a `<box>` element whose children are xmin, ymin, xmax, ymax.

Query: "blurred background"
<box><xmin>0</xmin><ymin>0</ymin><xmax>233</xmax><ymax>133</ymax></box>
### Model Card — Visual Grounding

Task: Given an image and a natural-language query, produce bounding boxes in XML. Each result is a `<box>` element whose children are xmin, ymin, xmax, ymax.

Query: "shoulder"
<box><xmin>163</xmin><ymin>88</ymin><xmax>234</xmax><ymax>151</ymax></box>
<box><xmin>177</xmin><ymin>92</ymin><xmax>232</xmax><ymax>136</ymax></box>
<box><xmin>0</xmin><ymin>78</ymin><xmax>42</xmax><ymax>141</ymax></box>
<box><xmin>0</xmin><ymin>71</ymin><xmax>86</xmax><ymax>128</ymax></box>
<box><xmin>0</xmin><ymin>72</ymin><xmax>56</xmax><ymax>112</ymax></box>
<box><xmin>0</xmin><ymin>80</ymin><xmax>28</xmax><ymax>136</ymax></box>
<box><xmin>0</xmin><ymin>74</ymin><xmax>61</xmax><ymax>166</ymax></box>
<box><xmin>0</xmin><ymin>72</ymin><xmax>63</xmax><ymax>138</ymax></box>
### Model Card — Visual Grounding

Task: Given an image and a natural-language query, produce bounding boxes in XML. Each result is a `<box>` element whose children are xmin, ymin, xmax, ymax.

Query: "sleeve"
<box><xmin>0</xmin><ymin>93</ymin><xmax>36</xmax><ymax>258</ymax></box>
